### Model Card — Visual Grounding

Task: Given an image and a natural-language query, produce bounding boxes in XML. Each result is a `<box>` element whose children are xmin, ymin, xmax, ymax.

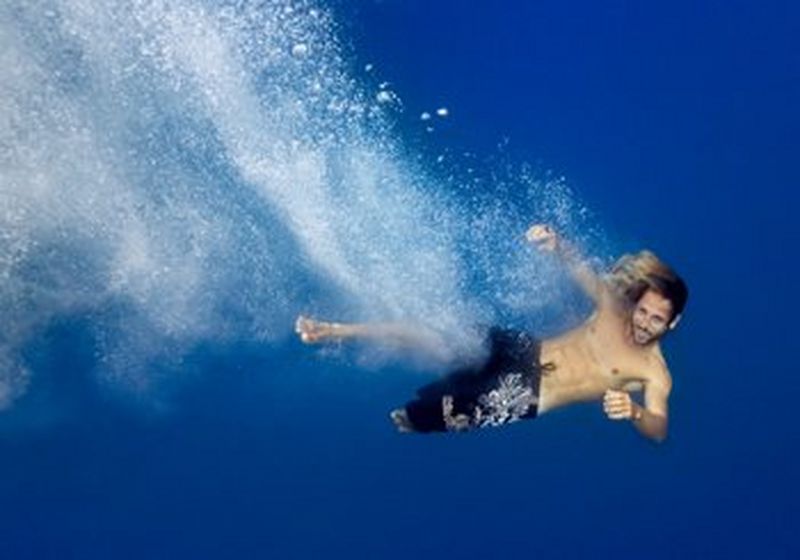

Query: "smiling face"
<box><xmin>630</xmin><ymin>289</ymin><xmax>675</xmax><ymax>346</ymax></box>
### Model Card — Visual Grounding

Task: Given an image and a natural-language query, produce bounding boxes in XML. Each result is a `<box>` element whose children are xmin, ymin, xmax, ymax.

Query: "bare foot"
<box><xmin>295</xmin><ymin>315</ymin><xmax>339</xmax><ymax>344</ymax></box>
<box><xmin>390</xmin><ymin>408</ymin><xmax>414</xmax><ymax>433</ymax></box>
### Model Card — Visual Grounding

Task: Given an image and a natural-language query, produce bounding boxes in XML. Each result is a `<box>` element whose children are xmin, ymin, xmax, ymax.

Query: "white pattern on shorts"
<box><xmin>472</xmin><ymin>372</ymin><xmax>538</xmax><ymax>428</ymax></box>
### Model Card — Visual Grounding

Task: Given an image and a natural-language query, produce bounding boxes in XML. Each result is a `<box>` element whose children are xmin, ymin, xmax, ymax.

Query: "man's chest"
<box><xmin>588</xmin><ymin>338</ymin><xmax>660</xmax><ymax>391</ymax></box>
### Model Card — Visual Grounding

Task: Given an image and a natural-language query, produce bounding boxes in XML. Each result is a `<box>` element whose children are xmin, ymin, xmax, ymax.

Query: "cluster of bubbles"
<box><xmin>419</xmin><ymin>107</ymin><xmax>448</xmax><ymax>133</ymax></box>
<box><xmin>0</xmin><ymin>0</ymin><xmax>600</xmax><ymax>410</ymax></box>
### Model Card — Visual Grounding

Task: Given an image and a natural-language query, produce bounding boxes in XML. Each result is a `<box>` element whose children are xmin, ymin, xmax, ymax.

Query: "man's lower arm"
<box><xmin>632</xmin><ymin>404</ymin><xmax>668</xmax><ymax>442</ymax></box>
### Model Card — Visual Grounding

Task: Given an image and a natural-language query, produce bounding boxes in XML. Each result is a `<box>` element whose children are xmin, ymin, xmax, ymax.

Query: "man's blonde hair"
<box><xmin>606</xmin><ymin>250</ymin><xmax>688</xmax><ymax>320</ymax></box>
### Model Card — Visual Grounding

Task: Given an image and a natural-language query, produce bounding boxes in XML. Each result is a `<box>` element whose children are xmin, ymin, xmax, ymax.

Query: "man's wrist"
<box><xmin>556</xmin><ymin>241</ymin><xmax>580</xmax><ymax>263</ymax></box>
<box><xmin>631</xmin><ymin>405</ymin><xmax>644</xmax><ymax>422</ymax></box>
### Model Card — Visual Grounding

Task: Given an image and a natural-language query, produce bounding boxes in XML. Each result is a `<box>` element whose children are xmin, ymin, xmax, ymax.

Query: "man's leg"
<box><xmin>295</xmin><ymin>315</ymin><xmax>463</xmax><ymax>433</ymax></box>
<box><xmin>295</xmin><ymin>315</ymin><xmax>451</xmax><ymax>360</ymax></box>
<box><xmin>295</xmin><ymin>315</ymin><xmax>376</xmax><ymax>344</ymax></box>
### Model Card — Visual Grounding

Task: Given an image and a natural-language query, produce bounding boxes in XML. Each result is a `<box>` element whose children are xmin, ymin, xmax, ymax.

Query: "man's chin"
<box><xmin>634</xmin><ymin>331</ymin><xmax>653</xmax><ymax>345</ymax></box>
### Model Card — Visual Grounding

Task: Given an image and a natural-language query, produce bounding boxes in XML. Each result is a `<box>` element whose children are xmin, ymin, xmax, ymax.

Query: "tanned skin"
<box><xmin>296</xmin><ymin>224</ymin><xmax>677</xmax><ymax>442</ymax></box>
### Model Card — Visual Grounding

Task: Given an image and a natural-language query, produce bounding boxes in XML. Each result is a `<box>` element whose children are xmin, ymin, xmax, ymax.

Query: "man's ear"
<box><xmin>669</xmin><ymin>314</ymin><xmax>682</xmax><ymax>330</ymax></box>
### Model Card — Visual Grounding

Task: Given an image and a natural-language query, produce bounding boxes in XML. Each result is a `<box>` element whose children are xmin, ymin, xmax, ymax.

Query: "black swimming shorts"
<box><xmin>402</xmin><ymin>328</ymin><xmax>543</xmax><ymax>433</ymax></box>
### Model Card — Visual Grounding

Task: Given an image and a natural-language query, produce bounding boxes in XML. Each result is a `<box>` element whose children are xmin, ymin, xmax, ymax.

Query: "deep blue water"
<box><xmin>1</xmin><ymin>1</ymin><xmax>798</xmax><ymax>558</ymax></box>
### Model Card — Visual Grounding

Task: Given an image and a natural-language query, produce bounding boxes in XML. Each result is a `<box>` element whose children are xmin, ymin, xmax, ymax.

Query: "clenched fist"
<box><xmin>603</xmin><ymin>389</ymin><xmax>642</xmax><ymax>421</ymax></box>
<box><xmin>525</xmin><ymin>224</ymin><xmax>558</xmax><ymax>252</ymax></box>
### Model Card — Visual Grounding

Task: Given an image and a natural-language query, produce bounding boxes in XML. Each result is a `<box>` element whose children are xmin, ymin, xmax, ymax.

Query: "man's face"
<box><xmin>630</xmin><ymin>289</ymin><xmax>674</xmax><ymax>345</ymax></box>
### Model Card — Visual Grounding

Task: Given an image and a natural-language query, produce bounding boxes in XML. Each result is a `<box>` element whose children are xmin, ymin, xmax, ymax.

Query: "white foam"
<box><xmin>0</xmin><ymin>0</ymin><xmax>599</xmax><ymax>408</ymax></box>
<box><xmin>375</xmin><ymin>90</ymin><xmax>397</xmax><ymax>105</ymax></box>
<box><xmin>291</xmin><ymin>43</ymin><xmax>309</xmax><ymax>58</ymax></box>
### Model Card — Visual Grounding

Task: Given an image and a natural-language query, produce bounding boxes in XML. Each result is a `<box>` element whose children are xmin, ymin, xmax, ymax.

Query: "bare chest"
<box><xmin>541</xmin><ymin>326</ymin><xmax>658</xmax><ymax>393</ymax></box>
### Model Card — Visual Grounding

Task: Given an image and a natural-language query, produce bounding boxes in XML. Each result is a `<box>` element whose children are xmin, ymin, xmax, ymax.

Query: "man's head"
<box><xmin>609</xmin><ymin>250</ymin><xmax>689</xmax><ymax>345</ymax></box>
<box><xmin>631</xmin><ymin>288</ymin><xmax>676</xmax><ymax>345</ymax></box>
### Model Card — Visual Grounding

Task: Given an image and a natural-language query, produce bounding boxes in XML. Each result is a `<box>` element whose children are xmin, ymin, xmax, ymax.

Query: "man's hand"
<box><xmin>603</xmin><ymin>389</ymin><xmax>641</xmax><ymax>421</ymax></box>
<box><xmin>527</xmin><ymin>223</ymin><xmax>606</xmax><ymax>305</ymax></box>
<box><xmin>525</xmin><ymin>224</ymin><xmax>558</xmax><ymax>252</ymax></box>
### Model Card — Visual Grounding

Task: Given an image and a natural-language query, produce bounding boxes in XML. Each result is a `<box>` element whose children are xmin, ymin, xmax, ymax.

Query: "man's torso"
<box><xmin>537</xmin><ymin>301</ymin><xmax>668</xmax><ymax>413</ymax></box>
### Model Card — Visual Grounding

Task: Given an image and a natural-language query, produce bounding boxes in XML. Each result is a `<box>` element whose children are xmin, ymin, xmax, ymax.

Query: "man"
<box><xmin>295</xmin><ymin>224</ymin><xmax>688</xmax><ymax>442</ymax></box>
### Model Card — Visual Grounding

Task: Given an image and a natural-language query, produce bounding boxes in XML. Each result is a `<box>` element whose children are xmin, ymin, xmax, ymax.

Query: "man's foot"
<box><xmin>295</xmin><ymin>315</ymin><xmax>339</xmax><ymax>344</ymax></box>
<box><xmin>390</xmin><ymin>408</ymin><xmax>414</xmax><ymax>433</ymax></box>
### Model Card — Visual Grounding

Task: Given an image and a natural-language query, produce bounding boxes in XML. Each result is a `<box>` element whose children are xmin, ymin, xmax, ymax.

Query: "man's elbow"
<box><xmin>650</xmin><ymin>431</ymin><xmax>668</xmax><ymax>444</ymax></box>
<box><xmin>649</xmin><ymin>417</ymin><xmax>668</xmax><ymax>444</ymax></box>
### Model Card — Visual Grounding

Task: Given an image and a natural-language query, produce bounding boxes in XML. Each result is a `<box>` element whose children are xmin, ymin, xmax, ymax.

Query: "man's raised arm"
<box><xmin>525</xmin><ymin>224</ymin><xmax>605</xmax><ymax>303</ymax></box>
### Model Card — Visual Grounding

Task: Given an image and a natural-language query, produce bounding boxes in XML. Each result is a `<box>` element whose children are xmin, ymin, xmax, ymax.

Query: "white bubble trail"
<box><xmin>0</xmin><ymin>0</ymin><xmax>599</xmax><ymax>408</ymax></box>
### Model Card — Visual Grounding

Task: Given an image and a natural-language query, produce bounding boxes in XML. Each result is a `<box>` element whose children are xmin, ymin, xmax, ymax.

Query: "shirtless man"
<box><xmin>296</xmin><ymin>224</ymin><xmax>688</xmax><ymax>443</ymax></box>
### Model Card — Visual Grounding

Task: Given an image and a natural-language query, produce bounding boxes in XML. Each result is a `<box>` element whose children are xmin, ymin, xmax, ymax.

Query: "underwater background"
<box><xmin>1</xmin><ymin>0</ymin><xmax>797</xmax><ymax>558</ymax></box>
